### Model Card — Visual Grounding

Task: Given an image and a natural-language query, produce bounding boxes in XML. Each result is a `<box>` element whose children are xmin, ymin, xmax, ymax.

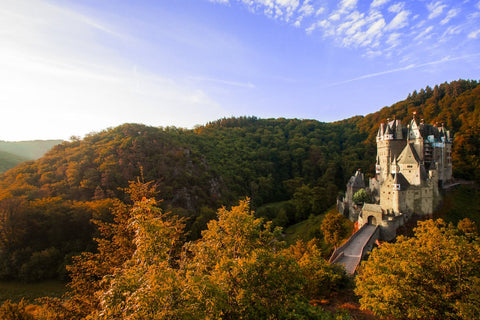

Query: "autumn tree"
<box><xmin>182</xmin><ymin>199</ymin><xmax>316</xmax><ymax>319</ymax></box>
<box><xmin>93</xmin><ymin>197</ymin><xmax>349</xmax><ymax>319</ymax></box>
<box><xmin>0</xmin><ymin>299</ymin><xmax>34</xmax><ymax>320</ymax></box>
<box><xmin>285</xmin><ymin>239</ymin><xmax>350</xmax><ymax>302</ymax></box>
<box><xmin>95</xmin><ymin>195</ymin><xmax>186</xmax><ymax>319</ymax></box>
<box><xmin>320</xmin><ymin>211</ymin><xmax>351</xmax><ymax>248</ymax></box>
<box><xmin>40</xmin><ymin>180</ymin><xmax>157</xmax><ymax>319</ymax></box>
<box><xmin>355</xmin><ymin>219</ymin><xmax>480</xmax><ymax>320</ymax></box>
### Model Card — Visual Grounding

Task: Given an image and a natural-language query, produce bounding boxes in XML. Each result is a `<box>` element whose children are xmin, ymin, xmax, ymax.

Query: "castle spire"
<box><xmin>392</xmin><ymin>172</ymin><xmax>400</xmax><ymax>191</ymax></box>
<box><xmin>391</xmin><ymin>155</ymin><xmax>398</xmax><ymax>174</ymax></box>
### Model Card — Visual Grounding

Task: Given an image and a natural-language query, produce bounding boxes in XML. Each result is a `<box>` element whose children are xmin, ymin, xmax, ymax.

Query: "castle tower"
<box><xmin>376</xmin><ymin>118</ymin><xmax>406</xmax><ymax>180</ymax></box>
<box><xmin>407</xmin><ymin>113</ymin><xmax>424</xmax><ymax>163</ymax></box>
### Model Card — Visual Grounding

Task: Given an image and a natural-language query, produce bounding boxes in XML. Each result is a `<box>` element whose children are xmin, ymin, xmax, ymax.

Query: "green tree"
<box><xmin>355</xmin><ymin>219</ymin><xmax>480</xmax><ymax>320</ymax></box>
<box><xmin>352</xmin><ymin>188</ymin><xmax>370</xmax><ymax>204</ymax></box>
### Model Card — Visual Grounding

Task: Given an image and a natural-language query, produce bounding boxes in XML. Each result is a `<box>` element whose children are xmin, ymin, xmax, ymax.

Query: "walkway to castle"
<box><xmin>330</xmin><ymin>224</ymin><xmax>378</xmax><ymax>274</ymax></box>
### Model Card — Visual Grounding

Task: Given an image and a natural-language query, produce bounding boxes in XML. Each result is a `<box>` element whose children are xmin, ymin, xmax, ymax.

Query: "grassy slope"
<box><xmin>0</xmin><ymin>281</ymin><xmax>65</xmax><ymax>303</ymax></box>
<box><xmin>435</xmin><ymin>184</ymin><xmax>480</xmax><ymax>226</ymax></box>
<box><xmin>284</xmin><ymin>207</ymin><xmax>354</xmax><ymax>255</ymax></box>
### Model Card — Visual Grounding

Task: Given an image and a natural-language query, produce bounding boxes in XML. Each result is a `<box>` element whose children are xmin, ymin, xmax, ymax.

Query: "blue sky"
<box><xmin>1</xmin><ymin>0</ymin><xmax>479</xmax><ymax>140</ymax></box>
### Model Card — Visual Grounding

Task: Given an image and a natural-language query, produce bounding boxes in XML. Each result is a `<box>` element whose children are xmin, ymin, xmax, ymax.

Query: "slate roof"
<box><xmin>391</xmin><ymin>172</ymin><xmax>410</xmax><ymax>189</ymax></box>
<box><xmin>347</xmin><ymin>170</ymin><xmax>365</xmax><ymax>188</ymax></box>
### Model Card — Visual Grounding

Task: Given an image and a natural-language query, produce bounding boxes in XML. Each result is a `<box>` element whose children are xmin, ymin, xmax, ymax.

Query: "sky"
<box><xmin>1</xmin><ymin>0</ymin><xmax>480</xmax><ymax>141</ymax></box>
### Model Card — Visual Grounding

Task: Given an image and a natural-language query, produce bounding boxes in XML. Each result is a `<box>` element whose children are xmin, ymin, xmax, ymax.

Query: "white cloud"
<box><xmin>427</xmin><ymin>1</ymin><xmax>447</xmax><ymax>19</ymax></box>
<box><xmin>306</xmin><ymin>19</ymin><xmax>333</xmax><ymax>35</ymax></box>
<box><xmin>208</xmin><ymin>0</ymin><xmax>479</xmax><ymax>60</ymax></box>
<box><xmin>443</xmin><ymin>25</ymin><xmax>462</xmax><ymax>36</ymax></box>
<box><xmin>386</xmin><ymin>32</ymin><xmax>402</xmax><ymax>46</ymax></box>
<box><xmin>415</xmin><ymin>19</ymin><xmax>427</xmax><ymax>28</ymax></box>
<box><xmin>371</xmin><ymin>0</ymin><xmax>391</xmax><ymax>8</ymax></box>
<box><xmin>366</xmin><ymin>17</ymin><xmax>386</xmax><ymax>39</ymax></box>
<box><xmin>414</xmin><ymin>25</ymin><xmax>434</xmax><ymax>41</ymax></box>
<box><xmin>315</xmin><ymin>7</ymin><xmax>325</xmax><ymax>16</ymax></box>
<box><xmin>337</xmin><ymin>11</ymin><xmax>366</xmax><ymax>35</ymax></box>
<box><xmin>329</xmin><ymin>12</ymin><xmax>341</xmax><ymax>21</ymax></box>
<box><xmin>339</xmin><ymin>0</ymin><xmax>358</xmax><ymax>12</ymax></box>
<box><xmin>440</xmin><ymin>8</ymin><xmax>459</xmax><ymax>24</ymax></box>
<box><xmin>339</xmin><ymin>10</ymin><xmax>386</xmax><ymax>48</ymax></box>
<box><xmin>299</xmin><ymin>0</ymin><xmax>314</xmax><ymax>16</ymax></box>
<box><xmin>386</xmin><ymin>10</ymin><xmax>410</xmax><ymax>30</ymax></box>
<box><xmin>468</xmin><ymin>29</ymin><xmax>480</xmax><ymax>38</ymax></box>
<box><xmin>388</xmin><ymin>2</ymin><xmax>405</xmax><ymax>13</ymax></box>
<box><xmin>242</xmin><ymin>0</ymin><xmax>301</xmax><ymax>21</ymax></box>
<box><xmin>327</xmin><ymin>0</ymin><xmax>358</xmax><ymax>22</ymax></box>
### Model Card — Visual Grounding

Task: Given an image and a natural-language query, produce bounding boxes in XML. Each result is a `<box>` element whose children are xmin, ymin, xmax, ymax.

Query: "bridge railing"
<box><xmin>329</xmin><ymin>224</ymin><xmax>379</xmax><ymax>274</ymax></box>
<box><xmin>329</xmin><ymin>223</ymin><xmax>370</xmax><ymax>264</ymax></box>
<box><xmin>353</xmin><ymin>225</ymin><xmax>379</xmax><ymax>273</ymax></box>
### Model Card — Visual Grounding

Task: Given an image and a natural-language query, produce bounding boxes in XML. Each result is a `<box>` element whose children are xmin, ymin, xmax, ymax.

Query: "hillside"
<box><xmin>0</xmin><ymin>140</ymin><xmax>63</xmax><ymax>173</ymax></box>
<box><xmin>0</xmin><ymin>150</ymin><xmax>29</xmax><ymax>173</ymax></box>
<box><xmin>0</xmin><ymin>79</ymin><xmax>478</xmax><ymax>282</ymax></box>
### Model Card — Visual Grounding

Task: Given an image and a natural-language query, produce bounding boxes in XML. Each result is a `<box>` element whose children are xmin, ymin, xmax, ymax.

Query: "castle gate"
<box><xmin>367</xmin><ymin>216</ymin><xmax>377</xmax><ymax>225</ymax></box>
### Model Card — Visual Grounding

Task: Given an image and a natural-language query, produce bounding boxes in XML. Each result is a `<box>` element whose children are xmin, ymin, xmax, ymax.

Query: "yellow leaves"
<box><xmin>355</xmin><ymin>219</ymin><xmax>480</xmax><ymax>319</ymax></box>
<box><xmin>64</xmin><ymin>189</ymin><xmax>349</xmax><ymax>319</ymax></box>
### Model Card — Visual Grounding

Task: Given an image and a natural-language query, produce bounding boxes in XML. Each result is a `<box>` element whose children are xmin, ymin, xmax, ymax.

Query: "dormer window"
<box><xmin>385</xmin><ymin>134</ymin><xmax>394</xmax><ymax>140</ymax></box>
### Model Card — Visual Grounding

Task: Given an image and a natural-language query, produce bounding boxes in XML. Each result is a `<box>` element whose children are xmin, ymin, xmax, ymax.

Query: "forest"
<box><xmin>0</xmin><ymin>79</ymin><xmax>479</xmax><ymax>319</ymax></box>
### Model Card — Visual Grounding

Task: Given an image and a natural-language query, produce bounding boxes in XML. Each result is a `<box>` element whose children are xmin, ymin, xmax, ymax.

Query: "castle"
<box><xmin>338</xmin><ymin>114</ymin><xmax>453</xmax><ymax>240</ymax></box>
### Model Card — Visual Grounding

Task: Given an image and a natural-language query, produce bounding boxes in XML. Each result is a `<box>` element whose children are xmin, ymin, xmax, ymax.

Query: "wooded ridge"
<box><xmin>0</xmin><ymin>79</ymin><xmax>478</xmax><ymax>283</ymax></box>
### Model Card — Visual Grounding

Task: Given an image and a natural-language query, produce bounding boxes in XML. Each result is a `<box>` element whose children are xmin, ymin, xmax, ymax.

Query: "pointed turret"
<box><xmin>408</xmin><ymin>115</ymin><xmax>421</xmax><ymax>140</ymax></box>
<box><xmin>377</xmin><ymin>123</ymin><xmax>385</xmax><ymax>142</ymax></box>
<box><xmin>375</xmin><ymin>157</ymin><xmax>381</xmax><ymax>174</ymax></box>
<box><xmin>384</xmin><ymin>124</ymin><xmax>394</xmax><ymax>140</ymax></box>
<box><xmin>391</xmin><ymin>156</ymin><xmax>398</xmax><ymax>174</ymax></box>
<box><xmin>395</xmin><ymin>120</ymin><xmax>403</xmax><ymax>139</ymax></box>
<box><xmin>392</xmin><ymin>172</ymin><xmax>400</xmax><ymax>191</ymax></box>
